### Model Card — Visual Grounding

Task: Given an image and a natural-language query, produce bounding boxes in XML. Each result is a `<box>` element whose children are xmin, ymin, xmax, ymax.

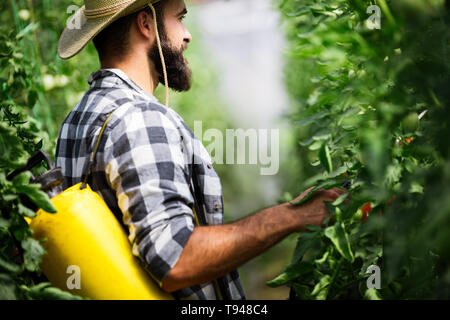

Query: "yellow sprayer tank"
<box><xmin>28</xmin><ymin>182</ymin><xmax>172</xmax><ymax>300</ymax></box>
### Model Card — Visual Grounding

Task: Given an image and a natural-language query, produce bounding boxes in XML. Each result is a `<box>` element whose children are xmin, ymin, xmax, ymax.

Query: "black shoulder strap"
<box><xmin>80</xmin><ymin>111</ymin><xmax>116</xmax><ymax>189</ymax></box>
<box><xmin>188</xmin><ymin>154</ymin><xmax>207</xmax><ymax>226</ymax></box>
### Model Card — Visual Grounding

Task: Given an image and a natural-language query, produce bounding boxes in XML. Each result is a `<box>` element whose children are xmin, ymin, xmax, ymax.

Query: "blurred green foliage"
<box><xmin>271</xmin><ymin>0</ymin><xmax>450</xmax><ymax>299</ymax></box>
<box><xmin>0</xmin><ymin>0</ymin><xmax>87</xmax><ymax>299</ymax></box>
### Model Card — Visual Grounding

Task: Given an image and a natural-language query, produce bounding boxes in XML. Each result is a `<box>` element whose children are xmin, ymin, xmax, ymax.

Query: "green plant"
<box><xmin>270</xmin><ymin>0</ymin><xmax>450</xmax><ymax>299</ymax></box>
<box><xmin>0</xmin><ymin>21</ymin><xmax>83</xmax><ymax>299</ymax></box>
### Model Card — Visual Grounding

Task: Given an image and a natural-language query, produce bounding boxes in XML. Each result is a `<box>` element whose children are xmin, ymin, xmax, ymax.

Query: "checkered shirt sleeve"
<box><xmin>100</xmin><ymin>103</ymin><xmax>196</xmax><ymax>284</ymax></box>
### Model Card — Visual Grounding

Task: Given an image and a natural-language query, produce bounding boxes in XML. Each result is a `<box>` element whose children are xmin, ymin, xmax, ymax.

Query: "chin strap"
<box><xmin>149</xmin><ymin>2</ymin><xmax>169</xmax><ymax>107</ymax></box>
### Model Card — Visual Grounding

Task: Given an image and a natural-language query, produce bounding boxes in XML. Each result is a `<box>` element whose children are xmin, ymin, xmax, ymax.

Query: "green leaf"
<box><xmin>319</xmin><ymin>142</ymin><xmax>333</xmax><ymax>173</ymax></box>
<box><xmin>305</xmin><ymin>225</ymin><xmax>322</xmax><ymax>232</ymax></box>
<box><xmin>291</xmin><ymin>283</ymin><xmax>311</xmax><ymax>299</ymax></box>
<box><xmin>385</xmin><ymin>163</ymin><xmax>402</xmax><ymax>186</ymax></box>
<box><xmin>299</xmin><ymin>137</ymin><xmax>314</xmax><ymax>147</ymax></box>
<box><xmin>327</xmin><ymin>165</ymin><xmax>350</xmax><ymax>179</ymax></box>
<box><xmin>314</xmin><ymin>250</ymin><xmax>329</xmax><ymax>265</ymax></box>
<box><xmin>266</xmin><ymin>261</ymin><xmax>314</xmax><ymax>287</ymax></box>
<box><xmin>308</xmin><ymin>140</ymin><xmax>323</xmax><ymax>151</ymax></box>
<box><xmin>21</xmin><ymin>238</ymin><xmax>46</xmax><ymax>272</ymax></box>
<box><xmin>289</xmin><ymin>179</ymin><xmax>339</xmax><ymax>205</ymax></box>
<box><xmin>311</xmin><ymin>274</ymin><xmax>331</xmax><ymax>300</ymax></box>
<box><xmin>15</xmin><ymin>184</ymin><xmax>56</xmax><ymax>213</ymax></box>
<box><xmin>0</xmin><ymin>256</ymin><xmax>22</xmax><ymax>274</ymax></box>
<box><xmin>28</xmin><ymin>90</ymin><xmax>38</xmax><ymax>107</ymax></box>
<box><xmin>0</xmin><ymin>217</ymin><xmax>11</xmax><ymax>228</ymax></box>
<box><xmin>331</xmin><ymin>192</ymin><xmax>349</xmax><ymax>206</ymax></box>
<box><xmin>295</xmin><ymin>110</ymin><xmax>330</xmax><ymax>126</ymax></box>
<box><xmin>0</xmin><ymin>273</ymin><xmax>17</xmax><ymax>300</ymax></box>
<box><xmin>18</xmin><ymin>203</ymin><xmax>37</xmax><ymax>218</ymax></box>
<box><xmin>12</xmin><ymin>171</ymin><xmax>31</xmax><ymax>187</ymax></box>
<box><xmin>364</xmin><ymin>288</ymin><xmax>382</xmax><ymax>300</ymax></box>
<box><xmin>312</xmin><ymin>129</ymin><xmax>331</xmax><ymax>141</ymax></box>
<box><xmin>409</xmin><ymin>182</ymin><xmax>423</xmax><ymax>194</ymax></box>
<box><xmin>290</xmin><ymin>232</ymin><xmax>320</xmax><ymax>264</ymax></box>
<box><xmin>324</xmin><ymin>201</ymin><xmax>337</xmax><ymax>221</ymax></box>
<box><xmin>2</xmin><ymin>194</ymin><xmax>17</xmax><ymax>201</ymax></box>
<box><xmin>27</xmin><ymin>282</ymin><xmax>85</xmax><ymax>300</ymax></box>
<box><xmin>324</xmin><ymin>222</ymin><xmax>354</xmax><ymax>262</ymax></box>
<box><xmin>16</xmin><ymin>23</ymin><xmax>40</xmax><ymax>40</ymax></box>
<box><xmin>286</xmin><ymin>8</ymin><xmax>310</xmax><ymax>17</ymax></box>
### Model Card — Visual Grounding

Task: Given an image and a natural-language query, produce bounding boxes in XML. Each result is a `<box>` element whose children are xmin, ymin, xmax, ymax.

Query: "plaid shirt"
<box><xmin>55</xmin><ymin>69</ymin><xmax>245</xmax><ymax>300</ymax></box>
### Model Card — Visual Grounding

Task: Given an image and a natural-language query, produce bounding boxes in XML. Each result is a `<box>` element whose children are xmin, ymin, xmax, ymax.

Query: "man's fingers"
<box><xmin>329</xmin><ymin>187</ymin><xmax>352</xmax><ymax>202</ymax></box>
<box><xmin>320</xmin><ymin>188</ymin><xmax>351</xmax><ymax>203</ymax></box>
<box><xmin>293</xmin><ymin>186</ymin><xmax>316</xmax><ymax>202</ymax></box>
<box><xmin>332</xmin><ymin>187</ymin><xmax>348</xmax><ymax>195</ymax></box>
<box><xmin>293</xmin><ymin>186</ymin><xmax>352</xmax><ymax>205</ymax></box>
<box><xmin>302</xmin><ymin>186</ymin><xmax>316</xmax><ymax>196</ymax></box>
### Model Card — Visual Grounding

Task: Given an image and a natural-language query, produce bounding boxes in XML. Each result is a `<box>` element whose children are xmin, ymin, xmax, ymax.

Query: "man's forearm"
<box><xmin>161</xmin><ymin>203</ymin><xmax>302</xmax><ymax>292</ymax></box>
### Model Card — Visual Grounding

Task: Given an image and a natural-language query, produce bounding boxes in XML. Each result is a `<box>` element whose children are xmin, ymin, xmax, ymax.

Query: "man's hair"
<box><xmin>92</xmin><ymin>1</ymin><xmax>166</xmax><ymax>61</ymax></box>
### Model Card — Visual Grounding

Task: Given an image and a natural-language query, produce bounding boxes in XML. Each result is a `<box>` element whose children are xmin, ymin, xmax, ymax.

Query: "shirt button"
<box><xmin>214</xmin><ymin>204</ymin><xmax>221</xmax><ymax>211</ymax></box>
<box><xmin>207</xmin><ymin>164</ymin><xmax>212</xmax><ymax>169</ymax></box>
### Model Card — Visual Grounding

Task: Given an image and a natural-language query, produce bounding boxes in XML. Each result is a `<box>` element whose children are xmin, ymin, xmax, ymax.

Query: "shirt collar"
<box><xmin>88</xmin><ymin>68</ymin><xmax>159</xmax><ymax>103</ymax></box>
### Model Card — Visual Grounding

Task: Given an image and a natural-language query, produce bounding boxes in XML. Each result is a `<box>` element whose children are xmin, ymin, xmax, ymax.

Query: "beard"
<box><xmin>148</xmin><ymin>30</ymin><xmax>192</xmax><ymax>92</ymax></box>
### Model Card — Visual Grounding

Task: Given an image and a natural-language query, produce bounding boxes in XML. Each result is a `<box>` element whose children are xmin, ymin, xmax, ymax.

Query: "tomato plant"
<box><xmin>270</xmin><ymin>0</ymin><xmax>450</xmax><ymax>299</ymax></box>
<box><xmin>0</xmin><ymin>23</ymin><xmax>84</xmax><ymax>299</ymax></box>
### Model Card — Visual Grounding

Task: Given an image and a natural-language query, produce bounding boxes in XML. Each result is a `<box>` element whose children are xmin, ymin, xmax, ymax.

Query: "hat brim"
<box><xmin>58</xmin><ymin>0</ymin><xmax>160</xmax><ymax>59</ymax></box>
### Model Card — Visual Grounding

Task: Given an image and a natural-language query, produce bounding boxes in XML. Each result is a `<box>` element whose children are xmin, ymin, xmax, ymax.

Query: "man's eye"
<box><xmin>180</xmin><ymin>15</ymin><xmax>186</xmax><ymax>21</ymax></box>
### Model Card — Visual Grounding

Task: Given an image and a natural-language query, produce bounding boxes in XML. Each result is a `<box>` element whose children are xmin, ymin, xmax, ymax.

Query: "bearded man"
<box><xmin>55</xmin><ymin>0</ymin><xmax>345</xmax><ymax>300</ymax></box>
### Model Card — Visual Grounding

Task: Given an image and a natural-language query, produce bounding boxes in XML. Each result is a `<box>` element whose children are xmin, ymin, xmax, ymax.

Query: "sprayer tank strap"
<box><xmin>81</xmin><ymin>110</ymin><xmax>116</xmax><ymax>187</ymax></box>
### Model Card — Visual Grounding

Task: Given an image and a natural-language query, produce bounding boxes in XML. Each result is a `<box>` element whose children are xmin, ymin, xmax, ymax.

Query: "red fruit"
<box><xmin>387</xmin><ymin>199</ymin><xmax>392</xmax><ymax>206</ymax></box>
<box><xmin>398</xmin><ymin>137</ymin><xmax>415</xmax><ymax>146</ymax></box>
<box><xmin>13</xmin><ymin>249</ymin><xmax>19</xmax><ymax>256</ymax></box>
<box><xmin>361</xmin><ymin>202</ymin><xmax>372</xmax><ymax>213</ymax></box>
<box><xmin>361</xmin><ymin>211</ymin><xmax>367</xmax><ymax>221</ymax></box>
<box><xmin>360</xmin><ymin>202</ymin><xmax>372</xmax><ymax>221</ymax></box>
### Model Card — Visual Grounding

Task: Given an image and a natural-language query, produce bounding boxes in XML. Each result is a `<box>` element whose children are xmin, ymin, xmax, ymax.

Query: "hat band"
<box><xmin>84</xmin><ymin>0</ymin><xmax>135</xmax><ymax>19</ymax></box>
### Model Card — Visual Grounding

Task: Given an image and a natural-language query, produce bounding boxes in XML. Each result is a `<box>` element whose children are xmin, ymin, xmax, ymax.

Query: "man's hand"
<box><xmin>285</xmin><ymin>187</ymin><xmax>348</xmax><ymax>232</ymax></box>
<box><xmin>161</xmin><ymin>186</ymin><xmax>348</xmax><ymax>292</ymax></box>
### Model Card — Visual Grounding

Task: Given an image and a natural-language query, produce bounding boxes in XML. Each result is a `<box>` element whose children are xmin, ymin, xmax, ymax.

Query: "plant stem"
<box><xmin>328</xmin><ymin>257</ymin><xmax>344</xmax><ymax>297</ymax></box>
<box><xmin>376</xmin><ymin>0</ymin><xmax>395</xmax><ymax>25</ymax></box>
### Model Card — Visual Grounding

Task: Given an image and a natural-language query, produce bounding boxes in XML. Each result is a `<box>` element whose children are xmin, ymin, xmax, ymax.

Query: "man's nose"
<box><xmin>184</xmin><ymin>28</ymin><xmax>192</xmax><ymax>44</ymax></box>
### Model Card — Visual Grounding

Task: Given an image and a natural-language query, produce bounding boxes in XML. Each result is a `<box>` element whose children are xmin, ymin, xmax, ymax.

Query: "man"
<box><xmin>55</xmin><ymin>0</ymin><xmax>345</xmax><ymax>300</ymax></box>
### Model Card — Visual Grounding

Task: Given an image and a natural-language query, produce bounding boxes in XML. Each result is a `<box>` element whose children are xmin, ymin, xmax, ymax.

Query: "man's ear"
<box><xmin>135</xmin><ymin>10</ymin><xmax>154</xmax><ymax>40</ymax></box>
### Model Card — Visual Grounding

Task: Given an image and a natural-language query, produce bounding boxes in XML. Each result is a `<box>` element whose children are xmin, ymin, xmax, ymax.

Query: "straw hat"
<box><xmin>58</xmin><ymin>0</ymin><xmax>161</xmax><ymax>59</ymax></box>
